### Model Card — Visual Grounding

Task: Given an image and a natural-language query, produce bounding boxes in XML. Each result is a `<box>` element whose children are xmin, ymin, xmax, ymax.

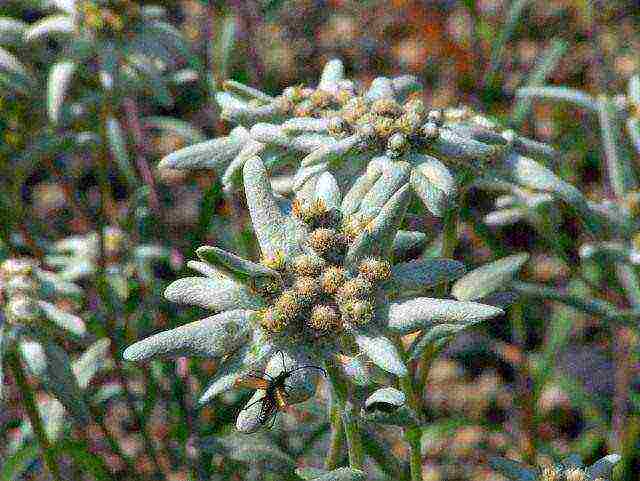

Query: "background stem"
<box><xmin>7</xmin><ymin>346</ymin><xmax>64</xmax><ymax>481</ymax></box>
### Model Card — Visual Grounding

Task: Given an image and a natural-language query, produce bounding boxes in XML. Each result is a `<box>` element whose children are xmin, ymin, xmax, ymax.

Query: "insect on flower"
<box><xmin>234</xmin><ymin>351</ymin><xmax>327</xmax><ymax>431</ymax></box>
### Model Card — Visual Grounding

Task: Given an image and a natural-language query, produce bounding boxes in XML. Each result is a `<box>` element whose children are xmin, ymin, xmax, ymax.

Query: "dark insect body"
<box><xmin>234</xmin><ymin>351</ymin><xmax>327</xmax><ymax>432</ymax></box>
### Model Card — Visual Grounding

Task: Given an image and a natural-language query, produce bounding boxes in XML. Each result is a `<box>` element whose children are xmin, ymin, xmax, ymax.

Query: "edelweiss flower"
<box><xmin>124</xmin><ymin>156</ymin><xmax>505</xmax><ymax>432</ymax></box>
<box><xmin>160</xmin><ymin>58</ymin><xmax>565</xmax><ymax>219</ymax></box>
<box><xmin>490</xmin><ymin>454</ymin><xmax>620</xmax><ymax>481</ymax></box>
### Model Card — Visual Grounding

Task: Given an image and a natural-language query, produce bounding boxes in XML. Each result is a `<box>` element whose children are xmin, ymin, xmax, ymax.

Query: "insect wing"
<box><xmin>234</xmin><ymin>375</ymin><xmax>270</xmax><ymax>390</ymax></box>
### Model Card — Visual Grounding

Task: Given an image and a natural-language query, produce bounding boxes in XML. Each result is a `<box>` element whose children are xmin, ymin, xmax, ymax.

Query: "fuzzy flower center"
<box><xmin>254</xmin><ymin>200</ymin><xmax>391</xmax><ymax>343</ymax></box>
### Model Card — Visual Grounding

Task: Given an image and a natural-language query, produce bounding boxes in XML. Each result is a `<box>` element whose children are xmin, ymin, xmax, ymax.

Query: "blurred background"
<box><xmin>1</xmin><ymin>1</ymin><xmax>640</xmax><ymax>480</ymax></box>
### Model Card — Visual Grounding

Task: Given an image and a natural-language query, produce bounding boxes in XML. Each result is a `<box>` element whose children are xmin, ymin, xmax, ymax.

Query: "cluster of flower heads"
<box><xmin>161</xmin><ymin>58</ymin><xmax>559</xmax><ymax>220</ymax></box>
<box><xmin>124</xmin><ymin>154</ymin><xmax>512</xmax><ymax>432</ymax></box>
<box><xmin>254</xmin><ymin>197</ymin><xmax>392</xmax><ymax>343</ymax></box>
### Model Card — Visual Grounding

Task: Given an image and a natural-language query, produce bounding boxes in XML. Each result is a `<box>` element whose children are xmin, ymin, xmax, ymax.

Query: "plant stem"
<box><xmin>325</xmin><ymin>362</ymin><xmax>364</xmax><ymax>470</ymax></box>
<box><xmin>97</xmin><ymin>106</ymin><xmax>166</xmax><ymax>480</ymax></box>
<box><xmin>324</xmin><ymin>400</ymin><xmax>344</xmax><ymax>471</ymax></box>
<box><xmin>7</xmin><ymin>346</ymin><xmax>64</xmax><ymax>481</ymax></box>
<box><xmin>510</xmin><ymin>301</ymin><xmax>536</xmax><ymax>463</ymax></box>
<box><xmin>436</xmin><ymin>207</ymin><xmax>459</xmax><ymax>297</ymax></box>
<box><xmin>396</xmin><ymin>339</ymin><xmax>424</xmax><ymax>481</ymax></box>
<box><xmin>122</xmin><ymin>98</ymin><xmax>161</xmax><ymax>214</ymax></box>
<box><xmin>405</xmin><ymin>427</ymin><xmax>423</xmax><ymax>481</ymax></box>
<box><xmin>440</xmin><ymin>207</ymin><xmax>459</xmax><ymax>260</ymax></box>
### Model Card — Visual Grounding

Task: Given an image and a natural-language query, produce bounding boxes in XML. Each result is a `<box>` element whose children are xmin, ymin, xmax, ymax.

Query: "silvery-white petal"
<box><xmin>446</xmin><ymin>123</ymin><xmax>507</xmax><ymax>146</ymax></box>
<box><xmin>270</xmin><ymin>175</ymin><xmax>295</xmax><ymax>195</ymax></box>
<box><xmin>293</xmin><ymin>162</ymin><xmax>329</xmax><ymax>192</ymax></box>
<box><xmin>301</xmin><ymin>134</ymin><xmax>361</xmax><ymax>167</ymax></box>
<box><xmin>164</xmin><ymin>277</ymin><xmax>264</xmax><ymax>311</ymax></box>
<box><xmin>318</xmin><ymin>59</ymin><xmax>345</xmax><ymax>92</ymax></box>
<box><xmin>409</xmin><ymin>154</ymin><xmax>457</xmax><ymax>217</ymax></box>
<box><xmin>186</xmin><ymin>260</ymin><xmax>224</xmax><ymax>278</ymax></box>
<box><xmin>216</xmin><ymin>92</ymin><xmax>282</xmax><ymax>124</ymax></box>
<box><xmin>354</xmin><ymin>333</ymin><xmax>407</xmax><ymax>377</ymax></box>
<box><xmin>196</xmin><ymin>245</ymin><xmax>279</xmax><ymax>281</ymax></box>
<box><xmin>365</xmin><ymin>387</ymin><xmax>405</xmax><ymax>410</ymax></box>
<box><xmin>386</xmin><ymin>297</ymin><xmax>503</xmax><ymax>334</ymax></box>
<box><xmin>221</xmin><ymin>139</ymin><xmax>265</xmax><ymax>192</ymax></box>
<box><xmin>587</xmin><ymin>454</ymin><xmax>621</xmax><ymax>479</ymax></box>
<box><xmin>198</xmin><ymin>333</ymin><xmax>274</xmax><ymax>404</ymax></box>
<box><xmin>158</xmin><ymin>126</ymin><xmax>249</xmax><ymax>171</ymax></box>
<box><xmin>503</xmin><ymin>130</ymin><xmax>557</xmax><ymax>161</ymax></box>
<box><xmin>365</xmin><ymin>77</ymin><xmax>395</xmax><ymax>102</ymax></box>
<box><xmin>24</xmin><ymin>14</ymin><xmax>75</xmax><ymax>41</ymax></box>
<box><xmin>488</xmin><ymin>458</ymin><xmax>537</xmax><ymax>481</ymax></box>
<box><xmin>387</xmin><ymin>259</ymin><xmax>466</xmax><ymax>298</ymax></box>
<box><xmin>250</xmin><ymin>123</ymin><xmax>335</xmax><ymax>153</ymax></box>
<box><xmin>236</xmin><ymin>390</ymin><xmax>267</xmax><ymax>433</ymax></box>
<box><xmin>345</xmin><ymin>184</ymin><xmax>411</xmax><ymax>268</ymax></box>
<box><xmin>392</xmin><ymin>75</ymin><xmax>421</xmax><ymax>100</ymax></box>
<box><xmin>392</xmin><ymin>230</ymin><xmax>428</xmax><ymax>260</ymax></box>
<box><xmin>244</xmin><ymin>156</ymin><xmax>305</xmax><ymax>257</ymax></box>
<box><xmin>356</xmin><ymin>160</ymin><xmax>411</xmax><ymax>219</ymax></box>
<box><xmin>451</xmin><ymin>253</ymin><xmax>529</xmax><ymax>301</ymax></box>
<box><xmin>430</xmin><ymin>128</ymin><xmax>503</xmax><ymax>168</ymax></box>
<box><xmin>362</xmin><ymin>387</ymin><xmax>420</xmax><ymax>426</ymax></box>
<box><xmin>222</xmin><ymin>80</ymin><xmax>274</xmax><ymax>103</ymax></box>
<box><xmin>340</xmin><ymin>161</ymin><xmax>384</xmax><ymax>216</ymax></box>
<box><xmin>282</xmin><ymin>117</ymin><xmax>330</xmax><ymax>134</ymax></box>
<box><xmin>123</xmin><ymin>310</ymin><xmax>254</xmax><ymax>361</ymax></box>
<box><xmin>314</xmin><ymin>172</ymin><xmax>341</xmax><ymax>211</ymax></box>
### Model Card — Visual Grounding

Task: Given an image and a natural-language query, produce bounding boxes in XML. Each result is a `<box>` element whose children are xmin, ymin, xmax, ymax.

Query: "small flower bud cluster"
<box><xmin>330</xmin><ymin>94</ymin><xmax>441</xmax><ymax>158</ymax></box>
<box><xmin>256</xmin><ymin>202</ymin><xmax>392</xmax><ymax>343</ymax></box>
<box><xmin>0</xmin><ymin>259</ymin><xmax>42</xmax><ymax>325</ymax></box>
<box><xmin>237</xmin><ymin>82</ymin><xmax>358</xmax><ymax>122</ymax></box>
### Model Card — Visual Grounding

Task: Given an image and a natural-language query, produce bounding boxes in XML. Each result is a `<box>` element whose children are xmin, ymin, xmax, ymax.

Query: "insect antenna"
<box><xmin>287</xmin><ymin>365</ymin><xmax>327</xmax><ymax>377</ymax></box>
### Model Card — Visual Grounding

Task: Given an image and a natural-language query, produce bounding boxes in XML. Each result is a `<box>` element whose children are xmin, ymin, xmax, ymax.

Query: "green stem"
<box><xmin>441</xmin><ymin>207</ymin><xmax>459</xmax><ymax>260</ymax></box>
<box><xmin>405</xmin><ymin>427</ymin><xmax>423</xmax><ymax>481</ymax></box>
<box><xmin>396</xmin><ymin>339</ymin><xmax>423</xmax><ymax>481</ymax></box>
<box><xmin>436</xmin><ymin>207</ymin><xmax>459</xmax><ymax>297</ymax></box>
<box><xmin>325</xmin><ymin>362</ymin><xmax>364</xmax><ymax>470</ymax></box>
<box><xmin>7</xmin><ymin>346</ymin><xmax>64</xmax><ymax>481</ymax></box>
<box><xmin>324</xmin><ymin>400</ymin><xmax>344</xmax><ymax>471</ymax></box>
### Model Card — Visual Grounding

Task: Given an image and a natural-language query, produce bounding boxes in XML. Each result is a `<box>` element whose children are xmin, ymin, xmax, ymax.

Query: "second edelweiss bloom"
<box><xmin>124</xmin><ymin>156</ymin><xmax>504</xmax><ymax>432</ymax></box>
